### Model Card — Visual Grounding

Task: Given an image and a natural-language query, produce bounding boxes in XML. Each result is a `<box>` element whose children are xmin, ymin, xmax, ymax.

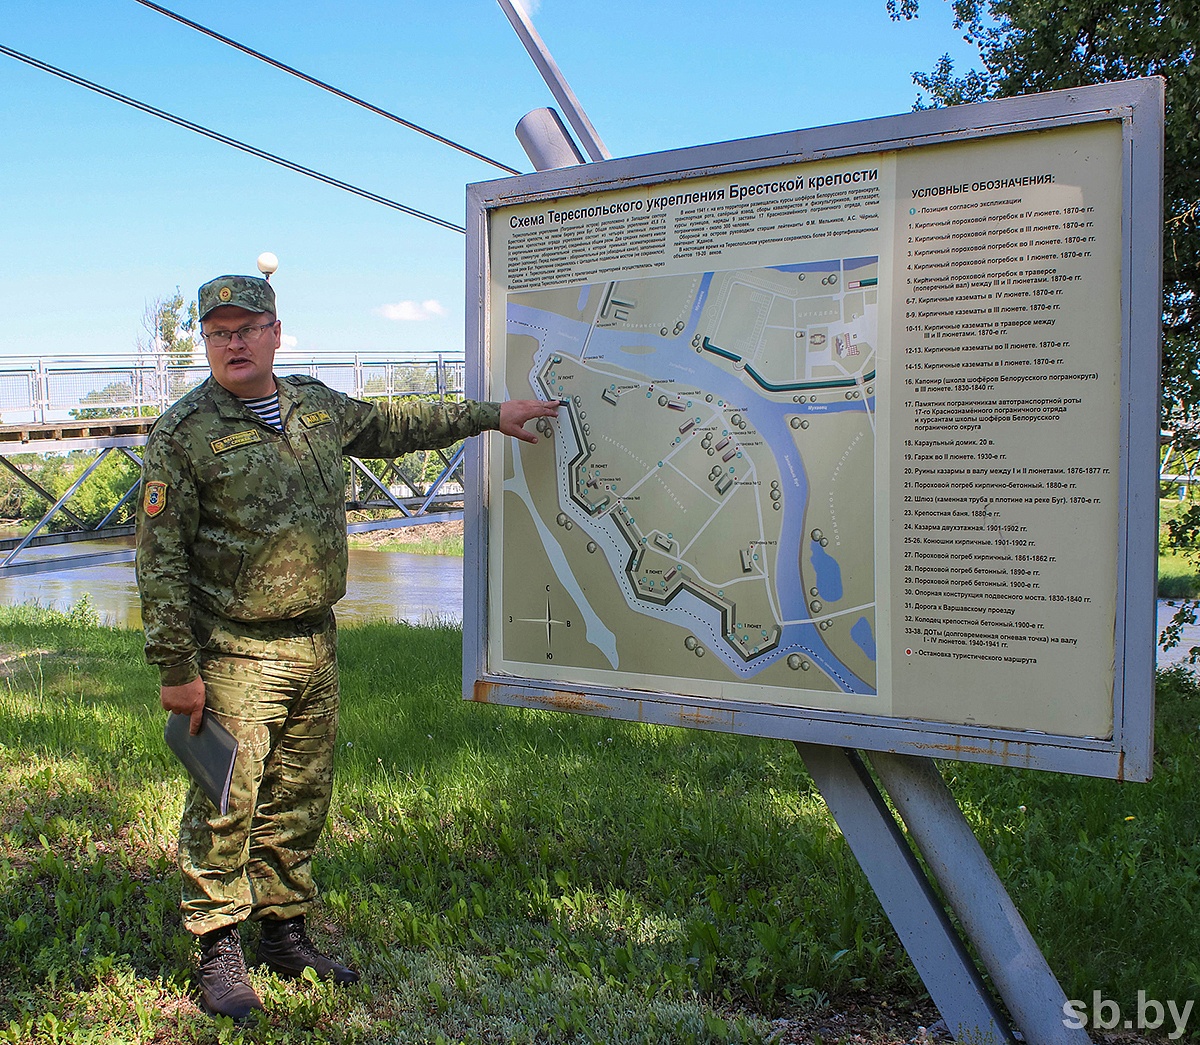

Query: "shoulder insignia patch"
<box><xmin>210</xmin><ymin>429</ymin><xmax>262</xmax><ymax>454</ymax></box>
<box><xmin>143</xmin><ymin>481</ymin><xmax>168</xmax><ymax>517</ymax></box>
<box><xmin>300</xmin><ymin>410</ymin><xmax>334</xmax><ymax>429</ymax></box>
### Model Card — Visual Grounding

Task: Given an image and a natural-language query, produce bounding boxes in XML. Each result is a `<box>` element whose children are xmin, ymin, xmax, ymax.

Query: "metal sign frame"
<box><xmin>464</xmin><ymin>78</ymin><xmax>1164</xmax><ymax>782</ymax></box>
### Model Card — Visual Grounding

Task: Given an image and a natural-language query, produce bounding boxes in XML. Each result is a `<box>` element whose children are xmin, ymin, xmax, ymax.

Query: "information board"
<box><xmin>464</xmin><ymin>79</ymin><xmax>1163</xmax><ymax>781</ymax></box>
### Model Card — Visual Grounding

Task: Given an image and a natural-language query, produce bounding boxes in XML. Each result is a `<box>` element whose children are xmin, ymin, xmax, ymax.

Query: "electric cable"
<box><xmin>0</xmin><ymin>43</ymin><xmax>466</xmax><ymax>234</ymax></box>
<box><xmin>132</xmin><ymin>0</ymin><xmax>522</xmax><ymax>176</ymax></box>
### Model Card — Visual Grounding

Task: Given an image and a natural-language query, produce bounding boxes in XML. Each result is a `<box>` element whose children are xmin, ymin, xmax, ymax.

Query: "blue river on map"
<box><xmin>509</xmin><ymin>270</ymin><xmax>876</xmax><ymax>694</ymax></box>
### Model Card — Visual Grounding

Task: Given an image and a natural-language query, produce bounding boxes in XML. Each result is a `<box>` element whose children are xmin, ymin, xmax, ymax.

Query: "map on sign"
<box><xmin>495</xmin><ymin>257</ymin><xmax>879</xmax><ymax>703</ymax></box>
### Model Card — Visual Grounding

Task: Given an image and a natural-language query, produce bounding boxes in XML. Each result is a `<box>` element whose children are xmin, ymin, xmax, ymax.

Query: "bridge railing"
<box><xmin>0</xmin><ymin>352</ymin><xmax>467</xmax><ymax>424</ymax></box>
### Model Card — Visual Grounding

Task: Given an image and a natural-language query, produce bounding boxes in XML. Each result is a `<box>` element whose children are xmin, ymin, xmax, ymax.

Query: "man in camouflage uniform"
<box><xmin>136</xmin><ymin>274</ymin><xmax>557</xmax><ymax>1020</ymax></box>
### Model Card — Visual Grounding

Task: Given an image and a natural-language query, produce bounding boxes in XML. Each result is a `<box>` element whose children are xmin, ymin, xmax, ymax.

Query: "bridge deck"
<box><xmin>0</xmin><ymin>419</ymin><xmax>158</xmax><ymax>453</ymax></box>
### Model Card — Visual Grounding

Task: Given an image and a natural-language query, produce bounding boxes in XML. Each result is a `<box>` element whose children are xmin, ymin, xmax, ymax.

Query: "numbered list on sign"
<box><xmin>885</xmin><ymin>123</ymin><xmax>1123</xmax><ymax>737</ymax></box>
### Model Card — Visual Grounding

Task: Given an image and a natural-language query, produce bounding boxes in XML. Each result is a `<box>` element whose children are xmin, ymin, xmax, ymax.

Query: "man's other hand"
<box><xmin>161</xmin><ymin>677</ymin><xmax>207</xmax><ymax>736</ymax></box>
<box><xmin>498</xmin><ymin>399</ymin><xmax>560</xmax><ymax>443</ymax></box>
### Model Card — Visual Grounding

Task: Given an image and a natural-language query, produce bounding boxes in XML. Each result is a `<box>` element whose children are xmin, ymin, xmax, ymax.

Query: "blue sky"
<box><xmin>0</xmin><ymin>0</ymin><xmax>976</xmax><ymax>363</ymax></box>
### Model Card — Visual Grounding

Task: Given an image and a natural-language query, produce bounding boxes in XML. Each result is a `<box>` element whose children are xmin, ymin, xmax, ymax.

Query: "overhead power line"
<box><xmin>133</xmin><ymin>0</ymin><xmax>523</xmax><ymax>176</ymax></box>
<box><xmin>0</xmin><ymin>43</ymin><xmax>466</xmax><ymax>234</ymax></box>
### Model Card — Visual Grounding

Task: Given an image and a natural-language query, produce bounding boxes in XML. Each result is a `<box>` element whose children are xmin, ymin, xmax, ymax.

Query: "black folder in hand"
<box><xmin>164</xmin><ymin>711</ymin><xmax>238</xmax><ymax>815</ymax></box>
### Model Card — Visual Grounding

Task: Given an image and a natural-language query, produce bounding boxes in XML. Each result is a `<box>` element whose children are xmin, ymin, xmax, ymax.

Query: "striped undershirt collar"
<box><xmin>239</xmin><ymin>390</ymin><xmax>283</xmax><ymax>431</ymax></box>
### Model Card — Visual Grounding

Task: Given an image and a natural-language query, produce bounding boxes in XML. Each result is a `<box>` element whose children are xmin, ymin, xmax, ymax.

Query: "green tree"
<box><xmin>890</xmin><ymin>0</ymin><xmax>1198</xmax><ymax>429</ymax></box>
<box><xmin>0</xmin><ymin>455</ymin><xmax>30</xmax><ymax>520</ymax></box>
<box><xmin>139</xmin><ymin>287</ymin><xmax>200</xmax><ymax>367</ymax></box>
<box><xmin>139</xmin><ymin>287</ymin><xmax>201</xmax><ymax>403</ymax></box>
<box><xmin>891</xmin><ymin>2</ymin><xmax>1200</xmax><ymax>655</ymax></box>
<box><xmin>69</xmin><ymin>380</ymin><xmax>157</xmax><ymax>421</ymax></box>
<box><xmin>70</xmin><ymin>289</ymin><xmax>200</xmax><ymax>420</ymax></box>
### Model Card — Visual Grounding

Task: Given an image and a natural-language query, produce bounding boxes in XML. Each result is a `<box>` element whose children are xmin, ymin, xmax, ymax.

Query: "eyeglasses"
<box><xmin>201</xmin><ymin>322</ymin><xmax>275</xmax><ymax>347</ymax></box>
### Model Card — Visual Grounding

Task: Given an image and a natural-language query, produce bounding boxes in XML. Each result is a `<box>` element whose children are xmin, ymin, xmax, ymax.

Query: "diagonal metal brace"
<box><xmin>796</xmin><ymin>743</ymin><xmax>1014</xmax><ymax>1042</ymax></box>
<box><xmin>2</xmin><ymin>448</ymin><xmax>116</xmax><ymax>567</ymax></box>
<box><xmin>0</xmin><ymin>454</ymin><xmax>86</xmax><ymax>528</ymax></box>
<box><xmin>869</xmin><ymin>751</ymin><xmax>1090</xmax><ymax>1045</ymax></box>
<box><xmin>347</xmin><ymin>456</ymin><xmax>413</xmax><ymax>515</ymax></box>
<box><xmin>419</xmin><ymin>444</ymin><xmax>467</xmax><ymax>514</ymax></box>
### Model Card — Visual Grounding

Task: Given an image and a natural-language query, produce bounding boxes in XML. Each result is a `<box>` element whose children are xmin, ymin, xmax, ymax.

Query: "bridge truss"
<box><xmin>0</xmin><ymin>353</ymin><xmax>469</xmax><ymax>577</ymax></box>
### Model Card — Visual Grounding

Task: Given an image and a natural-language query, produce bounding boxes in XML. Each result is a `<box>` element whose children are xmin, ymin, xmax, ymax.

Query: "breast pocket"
<box><xmin>301</xmin><ymin>422</ymin><xmax>343</xmax><ymax>494</ymax></box>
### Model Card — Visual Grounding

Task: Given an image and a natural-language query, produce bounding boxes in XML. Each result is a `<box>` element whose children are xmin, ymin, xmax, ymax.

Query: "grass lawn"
<box><xmin>1159</xmin><ymin>498</ymin><xmax>1200</xmax><ymax>599</ymax></box>
<box><xmin>1159</xmin><ymin>551</ymin><xmax>1200</xmax><ymax>599</ymax></box>
<box><xmin>1</xmin><ymin>604</ymin><xmax>1197</xmax><ymax>1043</ymax></box>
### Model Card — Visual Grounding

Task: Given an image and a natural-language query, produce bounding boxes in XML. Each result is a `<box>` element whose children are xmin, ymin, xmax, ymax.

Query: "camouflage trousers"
<box><xmin>178</xmin><ymin>610</ymin><xmax>339</xmax><ymax>937</ymax></box>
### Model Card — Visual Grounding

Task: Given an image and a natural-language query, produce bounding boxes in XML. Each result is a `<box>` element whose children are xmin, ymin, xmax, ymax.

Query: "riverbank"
<box><xmin>1</xmin><ymin>606</ymin><xmax>1194</xmax><ymax>1043</ymax></box>
<box><xmin>346</xmin><ymin>517</ymin><xmax>464</xmax><ymax>556</ymax></box>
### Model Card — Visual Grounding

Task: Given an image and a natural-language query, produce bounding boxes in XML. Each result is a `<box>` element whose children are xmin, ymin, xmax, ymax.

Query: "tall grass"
<box><xmin>345</xmin><ymin>518</ymin><xmax>464</xmax><ymax>558</ymax></box>
<box><xmin>1</xmin><ymin>606</ymin><xmax>1197</xmax><ymax>1042</ymax></box>
<box><xmin>389</xmin><ymin>534</ymin><xmax>462</xmax><ymax>557</ymax></box>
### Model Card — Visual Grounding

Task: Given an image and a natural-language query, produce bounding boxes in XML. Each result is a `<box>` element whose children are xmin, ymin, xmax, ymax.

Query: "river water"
<box><xmin>0</xmin><ymin>539</ymin><xmax>465</xmax><ymax>629</ymax></box>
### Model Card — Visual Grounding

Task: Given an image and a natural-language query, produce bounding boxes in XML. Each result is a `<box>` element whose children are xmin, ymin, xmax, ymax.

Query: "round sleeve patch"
<box><xmin>143</xmin><ymin>481</ymin><xmax>168</xmax><ymax>517</ymax></box>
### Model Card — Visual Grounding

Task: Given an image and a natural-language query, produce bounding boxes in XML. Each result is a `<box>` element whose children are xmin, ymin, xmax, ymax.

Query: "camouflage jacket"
<box><xmin>136</xmin><ymin>375</ymin><xmax>500</xmax><ymax>686</ymax></box>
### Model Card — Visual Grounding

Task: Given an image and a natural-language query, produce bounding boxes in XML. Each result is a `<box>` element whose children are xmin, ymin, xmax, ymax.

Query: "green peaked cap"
<box><xmin>198</xmin><ymin>275</ymin><xmax>276</xmax><ymax>320</ymax></box>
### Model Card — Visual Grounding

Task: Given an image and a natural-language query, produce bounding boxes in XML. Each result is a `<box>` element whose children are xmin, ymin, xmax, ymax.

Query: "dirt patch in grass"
<box><xmin>766</xmin><ymin>994</ymin><xmax>942</xmax><ymax>1044</ymax></box>
<box><xmin>765</xmin><ymin>997</ymin><xmax>1168</xmax><ymax>1044</ymax></box>
<box><xmin>0</xmin><ymin>644</ymin><xmax>52</xmax><ymax>667</ymax></box>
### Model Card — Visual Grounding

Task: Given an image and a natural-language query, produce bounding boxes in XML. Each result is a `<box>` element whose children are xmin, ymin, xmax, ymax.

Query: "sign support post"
<box><xmin>496</xmin><ymin>0</ymin><xmax>610</xmax><ymax>162</ymax></box>
<box><xmin>869</xmin><ymin>750</ymin><xmax>1086</xmax><ymax>1042</ymax></box>
<box><xmin>797</xmin><ymin>744</ymin><xmax>1013</xmax><ymax>1039</ymax></box>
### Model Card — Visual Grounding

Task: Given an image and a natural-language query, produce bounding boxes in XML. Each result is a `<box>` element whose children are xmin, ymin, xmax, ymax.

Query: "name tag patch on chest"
<box><xmin>210</xmin><ymin>429</ymin><xmax>262</xmax><ymax>454</ymax></box>
<box><xmin>300</xmin><ymin>410</ymin><xmax>334</xmax><ymax>429</ymax></box>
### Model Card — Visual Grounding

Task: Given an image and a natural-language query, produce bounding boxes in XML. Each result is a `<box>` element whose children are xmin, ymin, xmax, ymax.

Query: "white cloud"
<box><xmin>513</xmin><ymin>0</ymin><xmax>541</xmax><ymax>15</ymax></box>
<box><xmin>375</xmin><ymin>299</ymin><xmax>448</xmax><ymax>322</ymax></box>
<box><xmin>280</xmin><ymin>333</ymin><xmax>299</xmax><ymax>349</ymax></box>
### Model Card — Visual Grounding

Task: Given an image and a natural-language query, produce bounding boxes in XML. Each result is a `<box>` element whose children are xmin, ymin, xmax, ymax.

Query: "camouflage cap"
<box><xmin>198</xmin><ymin>275</ymin><xmax>277</xmax><ymax>320</ymax></box>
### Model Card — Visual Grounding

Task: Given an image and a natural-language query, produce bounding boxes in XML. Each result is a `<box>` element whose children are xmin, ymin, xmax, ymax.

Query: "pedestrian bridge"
<box><xmin>0</xmin><ymin>351</ymin><xmax>470</xmax><ymax>576</ymax></box>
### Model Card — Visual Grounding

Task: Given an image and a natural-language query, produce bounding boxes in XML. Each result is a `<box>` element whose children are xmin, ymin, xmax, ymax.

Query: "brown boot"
<box><xmin>196</xmin><ymin>925</ymin><xmax>264</xmax><ymax>1020</ymax></box>
<box><xmin>256</xmin><ymin>915</ymin><xmax>359</xmax><ymax>984</ymax></box>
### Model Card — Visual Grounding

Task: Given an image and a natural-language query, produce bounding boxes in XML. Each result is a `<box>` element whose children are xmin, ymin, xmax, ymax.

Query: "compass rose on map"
<box><xmin>509</xmin><ymin>595</ymin><xmax>572</xmax><ymax>660</ymax></box>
